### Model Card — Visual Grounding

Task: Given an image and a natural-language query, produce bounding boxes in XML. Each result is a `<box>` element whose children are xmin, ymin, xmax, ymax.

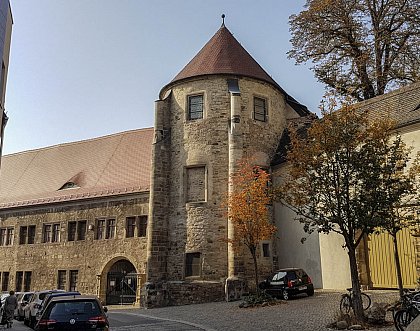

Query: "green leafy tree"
<box><xmin>276</xmin><ymin>97</ymin><xmax>419</xmax><ymax>321</ymax></box>
<box><xmin>226</xmin><ymin>158</ymin><xmax>276</xmax><ymax>294</ymax></box>
<box><xmin>288</xmin><ymin>0</ymin><xmax>420</xmax><ymax>101</ymax></box>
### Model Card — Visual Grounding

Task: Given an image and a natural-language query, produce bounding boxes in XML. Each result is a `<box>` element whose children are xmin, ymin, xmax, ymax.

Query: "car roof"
<box><xmin>46</xmin><ymin>291</ymin><xmax>80</xmax><ymax>298</ymax></box>
<box><xmin>49</xmin><ymin>295</ymin><xmax>101</xmax><ymax>303</ymax></box>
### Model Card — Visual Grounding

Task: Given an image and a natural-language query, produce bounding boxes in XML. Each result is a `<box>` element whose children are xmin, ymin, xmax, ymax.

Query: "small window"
<box><xmin>68</xmin><ymin>222</ymin><xmax>77</xmax><ymax>241</ymax></box>
<box><xmin>57</xmin><ymin>270</ymin><xmax>66</xmax><ymax>290</ymax></box>
<box><xmin>77</xmin><ymin>220</ymin><xmax>87</xmax><ymax>240</ymax></box>
<box><xmin>24</xmin><ymin>271</ymin><xmax>32</xmax><ymax>292</ymax></box>
<box><xmin>262</xmin><ymin>243</ymin><xmax>270</xmax><ymax>258</ymax></box>
<box><xmin>254</xmin><ymin>97</ymin><xmax>267</xmax><ymax>122</ymax></box>
<box><xmin>43</xmin><ymin>223</ymin><xmax>60</xmax><ymax>243</ymax></box>
<box><xmin>1</xmin><ymin>272</ymin><xmax>9</xmax><ymax>291</ymax></box>
<box><xmin>95</xmin><ymin>219</ymin><xmax>105</xmax><ymax>240</ymax></box>
<box><xmin>28</xmin><ymin>226</ymin><xmax>36</xmax><ymax>244</ymax></box>
<box><xmin>138</xmin><ymin>216</ymin><xmax>147</xmax><ymax>237</ymax></box>
<box><xmin>19</xmin><ymin>226</ymin><xmax>28</xmax><ymax>245</ymax></box>
<box><xmin>15</xmin><ymin>271</ymin><xmax>23</xmax><ymax>292</ymax></box>
<box><xmin>126</xmin><ymin>217</ymin><xmax>136</xmax><ymax>238</ymax></box>
<box><xmin>106</xmin><ymin>219</ymin><xmax>116</xmax><ymax>239</ymax></box>
<box><xmin>188</xmin><ymin>95</ymin><xmax>204</xmax><ymax>120</ymax></box>
<box><xmin>185</xmin><ymin>252</ymin><xmax>201</xmax><ymax>277</ymax></box>
<box><xmin>0</xmin><ymin>227</ymin><xmax>14</xmax><ymax>246</ymax></box>
<box><xmin>69</xmin><ymin>270</ymin><xmax>78</xmax><ymax>291</ymax></box>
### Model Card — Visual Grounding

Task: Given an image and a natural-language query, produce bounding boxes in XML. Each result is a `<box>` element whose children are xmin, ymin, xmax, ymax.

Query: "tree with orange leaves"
<box><xmin>226</xmin><ymin>157</ymin><xmax>277</xmax><ymax>294</ymax></box>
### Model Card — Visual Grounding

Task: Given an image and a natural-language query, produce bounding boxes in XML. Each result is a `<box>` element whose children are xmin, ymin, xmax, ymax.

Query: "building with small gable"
<box><xmin>0</xmin><ymin>20</ymin><xmax>419</xmax><ymax>307</ymax></box>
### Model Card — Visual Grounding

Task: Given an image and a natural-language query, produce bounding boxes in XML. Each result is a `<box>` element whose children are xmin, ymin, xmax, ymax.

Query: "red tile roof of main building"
<box><xmin>0</xmin><ymin>128</ymin><xmax>153</xmax><ymax>209</ymax></box>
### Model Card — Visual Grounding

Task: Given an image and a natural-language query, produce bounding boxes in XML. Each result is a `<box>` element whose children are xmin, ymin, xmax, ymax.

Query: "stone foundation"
<box><xmin>142</xmin><ymin>280</ymin><xmax>225</xmax><ymax>308</ymax></box>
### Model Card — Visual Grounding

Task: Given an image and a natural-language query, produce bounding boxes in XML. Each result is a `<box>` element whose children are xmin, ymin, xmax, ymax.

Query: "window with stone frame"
<box><xmin>188</xmin><ymin>94</ymin><xmax>204</xmax><ymax>120</ymax></box>
<box><xmin>1</xmin><ymin>272</ymin><xmax>9</xmax><ymax>291</ymax></box>
<box><xmin>68</xmin><ymin>222</ymin><xmax>77</xmax><ymax>241</ymax></box>
<box><xmin>126</xmin><ymin>217</ymin><xmax>136</xmax><ymax>238</ymax></box>
<box><xmin>77</xmin><ymin>220</ymin><xmax>87</xmax><ymax>240</ymax></box>
<box><xmin>69</xmin><ymin>270</ymin><xmax>78</xmax><ymax>291</ymax></box>
<box><xmin>0</xmin><ymin>227</ymin><xmax>14</xmax><ymax>246</ymax></box>
<box><xmin>19</xmin><ymin>226</ymin><xmax>28</xmax><ymax>245</ymax></box>
<box><xmin>57</xmin><ymin>270</ymin><xmax>66</xmax><ymax>290</ymax></box>
<box><xmin>253</xmin><ymin>97</ymin><xmax>267</xmax><ymax>122</ymax></box>
<box><xmin>95</xmin><ymin>219</ymin><xmax>105</xmax><ymax>240</ymax></box>
<box><xmin>138</xmin><ymin>216</ymin><xmax>147</xmax><ymax>237</ymax></box>
<box><xmin>15</xmin><ymin>271</ymin><xmax>23</xmax><ymax>292</ymax></box>
<box><xmin>185</xmin><ymin>252</ymin><xmax>201</xmax><ymax>277</ymax></box>
<box><xmin>43</xmin><ymin>223</ymin><xmax>60</xmax><ymax>243</ymax></box>
<box><xmin>24</xmin><ymin>271</ymin><xmax>32</xmax><ymax>291</ymax></box>
<box><xmin>262</xmin><ymin>242</ymin><xmax>270</xmax><ymax>258</ymax></box>
<box><xmin>186</xmin><ymin>166</ymin><xmax>206</xmax><ymax>203</ymax></box>
<box><xmin>105</xmin><ymin>219</ymin><xmax>116</xmax><ymax>239</ymax></box>
<box><xmin>27</xmin><ymin>225</ymin><xmax>36</xmax><ymax>244</ymax></box>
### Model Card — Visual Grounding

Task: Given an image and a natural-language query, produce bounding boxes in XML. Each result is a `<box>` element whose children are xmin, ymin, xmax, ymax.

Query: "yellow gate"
<box><xmin>368</xmin><ymin>228</ymin><xmax>417</xmax><ymax>288</ymax></box>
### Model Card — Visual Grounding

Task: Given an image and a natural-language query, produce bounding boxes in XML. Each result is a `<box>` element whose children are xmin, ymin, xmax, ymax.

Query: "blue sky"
<box><xmin>4</xmin><ymin>0</ymin><xmax>325</xmax><ymax>155</ymax></box>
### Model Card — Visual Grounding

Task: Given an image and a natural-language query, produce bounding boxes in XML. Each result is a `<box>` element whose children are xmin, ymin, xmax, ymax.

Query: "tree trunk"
<box><xmin>348</xmin><ymin>246</ymin><xmax>365</xmax><ymax>322</ymax></box>
<box><xmin>250</xmin><ymin>245</ymin><xmax>260</xmax><ymax>295</ymax></box>
<box><xmin>392</xmin><ymin>233</ymin><xmax>404</xmax><ymax>299</ymax></box>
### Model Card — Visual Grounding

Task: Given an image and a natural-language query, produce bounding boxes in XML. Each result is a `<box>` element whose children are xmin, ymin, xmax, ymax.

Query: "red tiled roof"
<box><xmin>0</xmin><ymin>128</ymin><xmax>153</xmax><ymax>209</ymax></box>
<box><xmin>170</xmin><ymin>25</ymin><xmax>278</xmax><ymax>87</ymax></box>
<box><xmin>162</xmin><ymin>25</ymin><xmax>309</xmax><ymax>116</ymax></box>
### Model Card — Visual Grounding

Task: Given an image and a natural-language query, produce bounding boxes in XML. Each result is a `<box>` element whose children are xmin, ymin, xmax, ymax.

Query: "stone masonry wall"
<box><xmin>0</xmin><ymin>193</ymin><xmax>149</xmax><ymax>304</ymax></box>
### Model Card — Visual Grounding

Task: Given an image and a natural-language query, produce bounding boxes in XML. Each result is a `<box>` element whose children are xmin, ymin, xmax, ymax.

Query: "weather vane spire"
<box><xmin>221</xmin><ymin>14</ymin><xmax>225</xmax><ymax>27</ymax></box>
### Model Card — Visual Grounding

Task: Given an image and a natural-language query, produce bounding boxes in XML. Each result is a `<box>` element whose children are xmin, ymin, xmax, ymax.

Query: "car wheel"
<box><xmin>307</xmin><ymin>288</ymin><xmax>314</xmax><ymax>296</ymax></box>
<box><xmin>282</xmin><ymin>290</ymin><xmax>289</xmax><ymax>300</ymax></box>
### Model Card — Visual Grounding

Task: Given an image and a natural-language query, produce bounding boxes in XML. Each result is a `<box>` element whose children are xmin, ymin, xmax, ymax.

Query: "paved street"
<box><xmin>6</xmin><ymin>290</ymin><xmax>402</xmax><ymax>331</ymax></box>
<box><xmin>108</xmin><ymin>290</ymin><xmax>401</xmax><ymax>331</ymax></box>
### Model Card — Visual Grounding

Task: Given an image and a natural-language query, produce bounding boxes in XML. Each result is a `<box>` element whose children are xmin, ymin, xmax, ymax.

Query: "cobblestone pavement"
<box><xmin>109</xmin><ymin>290</ymin><xmax>401</xmax><ymax>331</ymax></box>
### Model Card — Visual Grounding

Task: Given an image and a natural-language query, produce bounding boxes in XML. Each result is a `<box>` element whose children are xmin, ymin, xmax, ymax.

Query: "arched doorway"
<box><xmin>106</xmin><ymin>260</ymin><xmax>138</xmax><ymax>305</ymax></box>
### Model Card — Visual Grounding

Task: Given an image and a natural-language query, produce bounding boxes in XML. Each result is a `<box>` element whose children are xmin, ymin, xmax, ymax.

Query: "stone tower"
<box><xmin>145</xmin><ymin>21</ymin><xmax>309</xmax><ymax>307</ymax></box>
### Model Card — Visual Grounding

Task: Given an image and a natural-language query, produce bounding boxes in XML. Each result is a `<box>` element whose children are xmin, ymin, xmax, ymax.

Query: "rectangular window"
<box><xmin>186</xmin><ymin>166</ymin><xmax>206</xmax><ymax>203</ymax></box>
<box><xmin>19</xmin><ymin>226</ymin><xmax>28</xmax><ymax>245</ymax></box>
<box><xmin>6</xmin><ymin>228</ymin><xmax>13</xmax><ymax>246</ymax></box>
<box><xmin>77</xmin><ymin>220</ymin><xmax>87</xmax><ymax>240</ymax></box>
<box><xmin>254</xmin><ymin>97</ymin><xmax>267</xmax><ymax>122</ymax></box>
<box><xmin>43</xmin><ymin>224</ymin><xmax>52</xmax><ymax>243</ymax></box>
<box><xmin>126</xmin><ymin>217</ymin><xmax>136</xmax><ymax>238</ymax></box>
<box><xmin>52</xmin><ymin>224</ymin><xmax>60</xmax><ymax>242</ymax></box>
<box><xmin>0</xmin><ymin>228</ymin><xmax>6</xmax><ymax>245</ymax></box>
<box><xmin>185</xmin><ymin>252</ymin><xmax>201</xmax><ymax>277</ymax></box>
<box><xmin>23</xmin><ymin>271</ymin><xmax>32</xmax><ymax>292</ymax></box>
<box><xmin>57</xmin><ymin>270</ymin><xmax>66</xmax><ymax>290</ymax></box>
<box><xmin>69</xmin><ymin>270</ymin><xmax>78</xmax><ymax>291</ymax></box>
<box><xmin>1</xmin><ymin>272</ymin><xmax>9</xmax><ymax>291</ymax></box>
<box><xmin>138</xmin><ymin>216</ymin><xmax>148</xmax><ymax>237</ymax></box>
<box><xmin>68</xmin><ymin>222</ymin><xmax>77</xmax><ymax>241</ymax></box>
<box><xmin>188</xmin><ymin>95</ymin><xmax>204</xmax><ymax>120</ymax></box>
<box><xmin>0</xmin><ymin>228</ymin><xmax>13</xmax><ymax>246</ymax></box>
<box><xmin>95</xmin><ymin>219</ymin><xmax>105</xmax><ymax>240</ymax></box>
<box><xmin>262</xmin><ymin>243</ymin><xmax>270</xmax><ymax>258</ymax></box>
<box><xmin>15</xmin><ymin>271</ymin><xmax>23</xmax><ymax>292</ymax></box>
<box><xmin>28</xmin><ymin>226</ymin><xmax>36</xmax><ymax>244</ymax></box>
<box><xmin>106</xmin><ymin>219</ymin><xmax>116</xmax><ymax>239</ymax></box>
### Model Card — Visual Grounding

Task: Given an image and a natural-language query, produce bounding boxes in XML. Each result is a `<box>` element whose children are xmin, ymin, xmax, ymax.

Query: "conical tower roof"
<box><xmin>161</xmin><ymin>24</ymin><xmax>309</xmax><ymax>116</ymax></box>
<box><xmin>171</xmin><ymin>25</ymin><xmax>277</xmax><ymax>87</ymax></box>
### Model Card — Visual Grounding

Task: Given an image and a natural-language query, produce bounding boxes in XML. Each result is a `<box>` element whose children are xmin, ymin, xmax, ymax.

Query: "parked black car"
<box><xmin>259</xmin><ymin>268</ymin><xmax>314</xmax><ymax>300</ymax></box>
<box><xmin>35</xmin><ymin>295</ymin><xmax>109</xmax><ymax>331</ymax></box>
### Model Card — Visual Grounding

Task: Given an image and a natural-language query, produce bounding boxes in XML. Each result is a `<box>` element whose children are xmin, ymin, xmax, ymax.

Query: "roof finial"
<box><xmin>221</xmin><ymin>14</ymin><xmax>225</xmax><ymax>27</ymax></box>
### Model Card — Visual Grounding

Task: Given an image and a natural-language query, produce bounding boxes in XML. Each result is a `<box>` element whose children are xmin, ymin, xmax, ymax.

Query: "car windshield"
<box><xmin>272</xmin><ymin>271</ymin><xmax>287</xmax><ymax>282</ymax></box>
<box><xmin>48</xmin><ymin>301</ymin><xmax>101</xmax><ymax>319</ymax></box>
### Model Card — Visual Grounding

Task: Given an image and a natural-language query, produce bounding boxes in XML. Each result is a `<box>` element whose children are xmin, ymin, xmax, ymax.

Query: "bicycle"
<box><xmin>391</xmin><ymin>289</ymin><xmax>420</xmax><ymax>331</ymax></box>
<box><xmin>340</xmin><ymin>288</ymin><xmax>371</xmax><ymax>314</ymax></box>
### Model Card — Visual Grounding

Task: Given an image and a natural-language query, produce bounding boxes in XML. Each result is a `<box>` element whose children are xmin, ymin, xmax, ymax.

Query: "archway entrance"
<box><xmin>106</xmin><ymin>260</ymin><xmax>138</xmax><ymax>305</ymax></box>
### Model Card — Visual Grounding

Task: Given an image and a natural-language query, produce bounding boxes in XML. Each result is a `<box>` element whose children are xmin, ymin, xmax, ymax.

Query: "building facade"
<box><xmin>0</xmin><ymin>20</ymin><xmax>419</xmax><ymax>307</ymax></box>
